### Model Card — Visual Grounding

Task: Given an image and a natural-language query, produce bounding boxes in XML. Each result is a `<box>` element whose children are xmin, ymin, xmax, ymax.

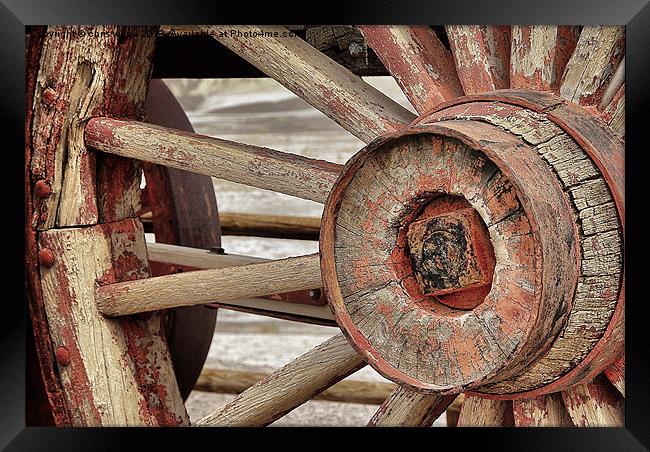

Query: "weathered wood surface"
<box><xmin>359</xmin><ymin>25</ymin><xmax>463</xmax><ymax>113</ymax></box>
<box><xmin>219</xmin><ymin>212</ymin><xmax>320</xmax><ymax>240</ymax></box>
<box><xmin>445</xmin><ymin>394</ymin><xmax>465</xmax><ymax>427</ymax></box>
<box><xmin>97</xmin><ymin>253</ymin><xmax>322</xmax><ymax>316</ymax></box>
<box><xmin>305</xmin><ymin>25</ymin><xmax>388</xmax><ymax>76</ymax></box>
<box><xmin>560</xmin><ymin>26</ymin><xmax>625</xmax><ymax>109</ymax></box>
<box><xmin>209</xmin><ymin>25</ymin><xmax>416</xmax><ymax>143</ymax></box>
<box><xmin>85</xmin><ymin>118</ymin><xmax>341</xmax><ymax>204</ymax></box>
<box><xmin>321</xmin><ymin>121</ymin><xmax>577</xmax><ymax>393</ymax></box>
<box><xmin>510</xmin><ymin>26</ymin><xmax>579</xmax><ymax>92</ymax></box>
<box><xmin>29</xmin><ymin>26</ymin><xmax>157</xmax><ymax>230</ymax></box>
<box><xmin>603</xmin><ymin>355</ymin><xmax>625</xmax><ymax>396</ymax></box>
<box><xmin>601</xmin><ymin>83</ymin><xmax>625</xmax><ymax>138</ymax></box>
<box><xmin>423</xmin><ymin>96</ymin><xmax>624</xmax><ymax>395</ymax></box>
<box><xmin>445</xmin><ymin>26</ymin><xmax>511</xmax><ymax>94</ymax></box>
<box><xmin>195</xmin><ymin>368</ymin><xmax>395</xmax><ymax>405</ymax></box>
<box><xmin>368</xmin><ymin>386</ymin><xmax>455</xmax><ymax>427</ymax></box>
<box><xmin>512</xmin><ymin>394</ymin><xmax>573</xmax><ymax>426</ymax></box>
<box><xmin>457</xmin><ymin>396</ymin><xmax>513</xmax><ymax>427</ymax></box>
<box><xmin>561</xmin><ymin>376</ymin><xmax>624</xmax><ymax>426</ymax></box>
<box><xmin>38</xmin><ymin>220</ymin><xmax>188</xmax><ymax>426</ymax></box>
<box><xmin>208</xmin><ymin>298</ymin><xmax>335</xmax><ymax>323</ymax></box>
<box><xmin>197</xmin><ymin>334</ymin><xmax>365</xmax><ymax>426</ymax></box>
<box><xmin>147</xmin><ymin>242</ymin><xmax>267</xmax><ymax>269</ymax></box>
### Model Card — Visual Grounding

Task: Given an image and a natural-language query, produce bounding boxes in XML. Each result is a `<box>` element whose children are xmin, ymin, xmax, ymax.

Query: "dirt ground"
<box><xmin>158</xmin><ymin>77</ymin><xmax>446</xmax><ymax>426</ymax></box>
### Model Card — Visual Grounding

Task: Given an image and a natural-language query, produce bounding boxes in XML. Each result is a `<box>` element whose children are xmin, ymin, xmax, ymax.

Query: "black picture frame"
<box><xmin>4</xmin><ymin>0</ymin><xmax>648</xmax><ymax>449</ymax></box>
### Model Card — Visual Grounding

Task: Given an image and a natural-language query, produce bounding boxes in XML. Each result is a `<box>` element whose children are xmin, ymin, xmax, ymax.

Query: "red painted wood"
<box><xmin>446</xmin><ymin>26</ymin><xmax>511</xmax><ymax>94</ymax></box>
<box><xmin>359</xmin><ymin>26</ymin><xmax>463</xmax><ymax>113</ymax></box>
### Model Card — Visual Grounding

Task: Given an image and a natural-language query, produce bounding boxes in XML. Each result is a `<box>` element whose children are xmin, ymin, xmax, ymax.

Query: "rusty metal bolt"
<box><xmin>34</xmin><ymin>180</ymin><xmax>52</xmax><ymax>198</ymax></box>
<box><xmin>42</xmin><ymin>87</ymin><xmax>57</xmax><ymax>106</ymax></box>
<box><xmin>55</xmin><ymin>346</ymin><xmax>71</xmax><ymax>366</ymax></box>
<box><xmin>38</xmin><ymin>248</ymin><xmax>56</xmax><ymax>268</ymax></box>
<box><xmin>406</xmin><ymin>206</ymin><xmax>494</xmax><ymax>298</ymax></box>
<box><xmin>348</xmin><ymin>41</ymin><xmax>365</xmax><ymax>58</ymax></box>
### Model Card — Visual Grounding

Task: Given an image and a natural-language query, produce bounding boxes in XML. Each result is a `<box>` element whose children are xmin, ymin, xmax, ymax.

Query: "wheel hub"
<box><xmin>320</xmin><ymin>90</ymin><xmax>624</xmax><ymax>398</ymax></box>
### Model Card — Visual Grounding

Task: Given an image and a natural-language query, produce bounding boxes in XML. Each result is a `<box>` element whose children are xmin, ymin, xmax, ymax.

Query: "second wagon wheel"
<box><xmin>28</xmin><ymin>25</ymin><xmax>624</xmax><ymax>427</ymax></box>
<box><xmin>141</xmin><ymin>80</ymin><xmax>221</xmax><ymax>400</ymax></box>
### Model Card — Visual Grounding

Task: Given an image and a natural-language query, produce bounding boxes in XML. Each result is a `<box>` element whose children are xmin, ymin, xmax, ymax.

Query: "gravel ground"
<box><xmin>156</xmin><ymin>78</ymin><xmax>446</xmax><ymax>426</ymax></box>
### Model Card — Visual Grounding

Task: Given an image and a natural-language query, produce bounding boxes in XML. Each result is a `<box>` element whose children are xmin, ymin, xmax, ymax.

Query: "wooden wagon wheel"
<box><xmin>26</xmin><ymin>25</ymin><xmax>624</xmax><ymax>426</ymax></box>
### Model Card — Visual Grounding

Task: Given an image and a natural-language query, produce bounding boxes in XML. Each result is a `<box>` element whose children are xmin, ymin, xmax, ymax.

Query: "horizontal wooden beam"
<box><xmin>219</xmin><ymin>212</ymin><xmax>320</xmax><ymax>240</ymax></box>
<box><xmin>96</xmin><ymin>254</ymin><xmax>322</xmax><ymax>317</ymax></box>
<box><xmin>85</xmin><ymin>118</ymin><xmax>342</xmax><ymax>203</ymax></box>
<box><xmin>194</xmin><ymin>368</ymin><xmax>394</xmax><ymax>405</ymax></box>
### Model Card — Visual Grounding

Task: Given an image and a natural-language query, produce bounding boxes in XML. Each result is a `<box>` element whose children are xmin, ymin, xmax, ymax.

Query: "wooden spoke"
<box><xmin>598</xmin><ymin>57</ymin><xmax>625</xmax><ymax>111</ymax></box>
<box><xmin>358</xmin><ymin>26</ymin><xmax>463</xmax><ymax>113</ymax></box>
<box><xmin>85</xmin><ymin>118</ymin><xmax>341</xmax><ymax>204</ymax></box>
<box><xmin>560</xmin><ymin>26</ymin><xmax>625</xmax><ymax>109</ymax></box>
<box><xmin>195</xmin><ymin>368</ymin><xmax>396</xmax><ymax>405</ymax></box>
<box><xmin>601</xmin><ymin>83</ymin><xmax>625</xmax><ymax>138</ymax></box>
<box><xmin>445</xmin><ymin>25</ymin><xmax>511</xmax><ymax>94</ymax></box>
<box><xmin>208</xmin><ymin>25</ymin><xmax>416</xmax><ymax>143</ymax></box>
<box><xmin>96</xmin><ymin>254</ymin><xmax>322</xmax><ymax>317</ymax></box>
<box><xmin>197</xmin><ymin>334</ymin><xmax>365</xmax><ymax>426</ymax></box>
<box><xmin>513</xmin><ymin>394</ymin><xmax>573</xmax><ymax>426</ymax></box>
<box><xmin>146</xmin><ymin>242</ymin><xmax>267</xmax><ymax>269</ymax></box>
<box><xmin>561</xmin><ymin>375</ymin><xmax>624</xmax><ymax>426</ymax></box>
<box><xmin>510</xmin><ymin>26</ymin><xmax>579</xmax><ymax>91</ymax></box>
<box><xmin>603</xmin><ymin>355</ymin><xmax>625</xmax><ymax>397</ymax></box>
<box><xmin>368</xmin><ymin>386</ymin><xmax>455</xmax><ymax>427</ymax></box>
<box><xmin>457</xmin><ymin>396</ymin><xmax>514</xmax><ymax>427</ymax></box>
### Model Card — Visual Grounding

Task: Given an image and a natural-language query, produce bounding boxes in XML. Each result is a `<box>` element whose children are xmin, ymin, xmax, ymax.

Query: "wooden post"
<box><xmin>27</xmin><ymin>25</ymin><xmax>188</xmax><ymax>426</ymax></box>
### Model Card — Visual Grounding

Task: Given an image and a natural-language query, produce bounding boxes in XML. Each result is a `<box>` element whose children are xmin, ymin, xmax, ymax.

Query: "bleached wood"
<box><xmin>457</xmin><ymin>396</ymin><xmax>513</xmax><ymax>427</ymax></box>
<box><xmin>209</xmin><ymin>25</ymin><xmax>416</xmax><ymax>143</ymax></box>
<box><xmin>38</xmin><ymin>221</ymin><xmax>188</xmax><ymax>426</ymax></box>
<box><xmin>195</xmin><ymin>368</ymin><xmax>395</xmax><ymax>405</ymax></box>
<box><xmin>560</xmin><ymin>26</ymin><xmax>625</xmax><ymax>108</ymax></box>
<box><xmin>359</xmin><ymin>25</ymin><xmax>463</xmax><ymax>113</ymax></box>
<box><xmin>97</xmin><ymin>253</ymin><xmax>322</xmax><ymax>316</ymax></box>
<box><xmin>603</xmin><ymin>355</ymin><xmax>625</xmax><ymax>397</ymax></box>
<box><xmin>561</xmin><ymin>377</ymin><xmax>624</xmax><ymax>426</ymax></box>
<box><xmin>146</xmin><ymin>242</ymin><xmax>268</xmax><ymax>269</ymax></box>
<box><xmin>510</xmin><ymin>26</ymin><xmax>579</xmax><ymax>91</ymax></box>
<box><xmin>85</xmin><ymin>118</ymin><xmax>341</xmax><ymax>203</ymax></box>
<box><xmin>513</xmin><ymin>394</ymin><xmax>573</xmax><ymax>426</ymax></box>
<box><xmin>446</xmin><ymin>25</ymin><xmax>511</xmax><ymax>94</ymax></box>
<box><xmin>30</xmin><ymin>26</ymin><xmax>156</xmax><ymax>230</ymax></box>
<box><xmin>197</xmin><ymin>334</ymin><xmax>365</xmax><ymax>426</ymax></box>
<box><xmin>368</xmin><ymin>386</ymin><xmax>455</xmax><ymax>427</ymax></box>
<box><xmin>211</xmin><ymin>298</ymin><xmax>334</xmax><ymax>322</ymax></box>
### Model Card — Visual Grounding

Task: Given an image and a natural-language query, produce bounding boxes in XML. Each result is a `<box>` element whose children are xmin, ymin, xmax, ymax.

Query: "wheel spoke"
<box><xmin>96</xmin><ymin>254</ymin><xmax>322</xmax><ymax>316</ymax></box>
<box><xmin>510</xmin><ymin>26</ymin><xmax>579</xmax><ymax>91</ymax></box>
<box><xmin>456</xmin><ymin>396</ymin><xmax>514</xmax><ymax>426</ymax></box>
<box><xmin>446</xmin><ymin>25</ymin><xmax>511</xmax><ymax>94</ymax></box>
<box><xmin>358</xmin><ymin>26</ymin><xmax>463</xmax><ymax>113</ymax></box>
<box><xmin>600</xmin><ymin>83</ymin><xmax>625</xmax><ymax>138</ymax></box>
<box><xmin>197</xmin><ymin>334</ymin><xmax>365</xmax><ymax>426</ymax></box>
<box><xmin>512</xmin><ymin>394</ymin><xmax>573</xmax><ymax>426</ymax></box>
<box><xmin>208</xmin><ymin>25</ymin><xmax>416</xmax><ymax>143</ymax></box>
<box><xmin>85</xmin><ymin>118</ymin><xmax>341</xmax><ymax>204</ymax></box>
<box><xmin>603</xmin><ymin>355</ymin><xmax>625</xmax><ymax>397</ymax></box>
<box><xmin>560</xmin><ymin>26</ymin><xmax>625</xmax><ymax>108</ymax></box>
<box><xmin>561</xmin><ymin>376</ymin><xmax>624</xmax><ymax>426</ymax></box>
<box><xmin>368</xmin><ymin>386</ymin><xmax>455</xmax><ymax>427</ymax></box>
